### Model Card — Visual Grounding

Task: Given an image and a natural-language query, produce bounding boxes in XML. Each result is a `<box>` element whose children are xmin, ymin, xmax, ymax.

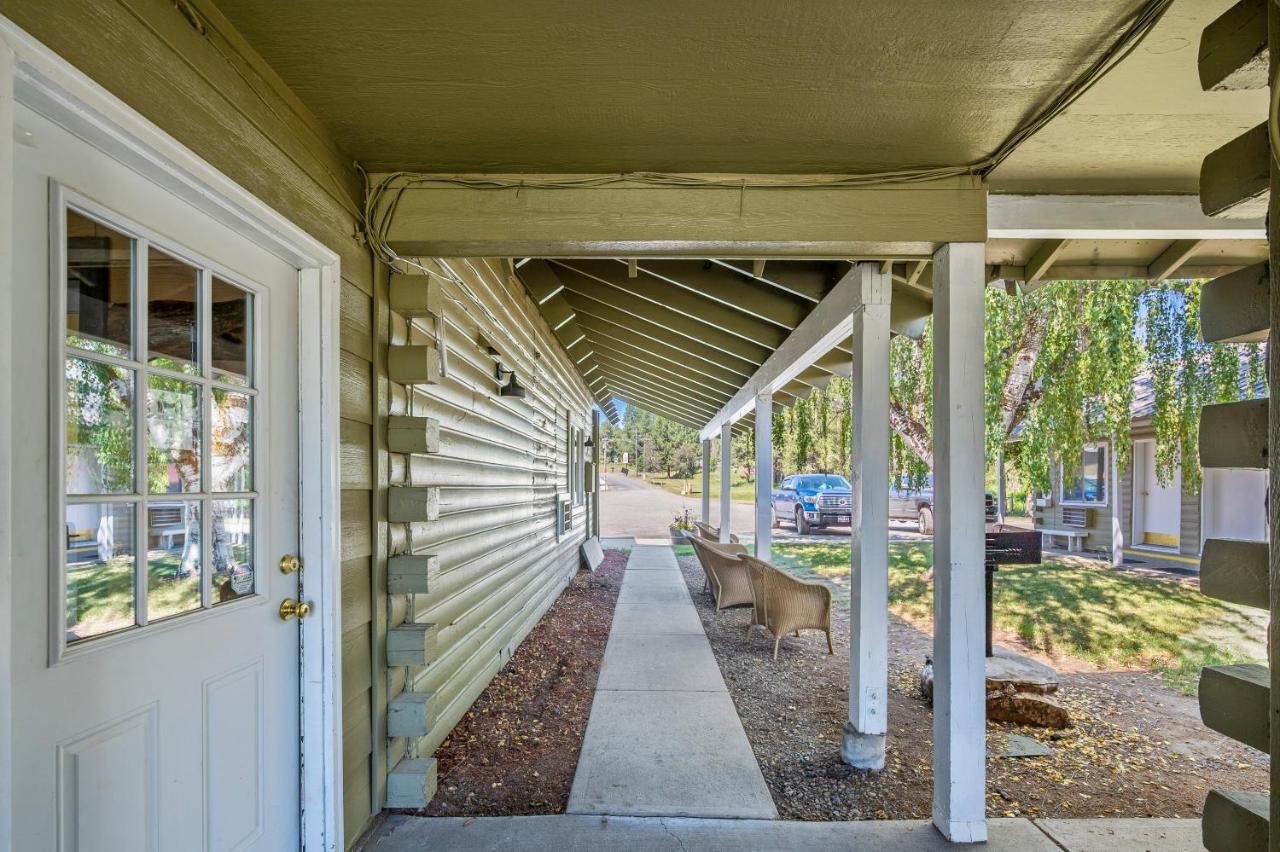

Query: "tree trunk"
<box><xmin>998</xmin><ymin>309</ymin><xmax>1048</xmax><ymax>441</ymax></box>
<box><xmin>889</xmin><ymin>401</ymin><xmax>934</xmax><ymax>468</ymax></box>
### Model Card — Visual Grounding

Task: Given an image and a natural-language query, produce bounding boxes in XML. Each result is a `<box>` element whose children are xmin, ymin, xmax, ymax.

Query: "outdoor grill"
<box><xmin>983</xmin><ymin>527</ymin><xmax>1042</xmax><ymax>657</ymax></box>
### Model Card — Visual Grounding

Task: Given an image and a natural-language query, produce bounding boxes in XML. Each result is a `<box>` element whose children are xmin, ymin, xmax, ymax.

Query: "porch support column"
<box><xmin>842</xmin><ymin>261</ymin><xmax>893</xmax><ymax>770</ymax></box>
<box><xmin>931</xmin><ymin>242</ymin><xmax>988</xmax><ymax>843</ymax></box>
<box><xmin>701</xmin><ymin>439</ymin><xmax>712</xmax><ymax>523</ymax></box>
<box><xmin>755</xmin><ymin>393</ymin><xmax>774</xmax><ymax>561</ymax></box>
<box><xmin>1110</xmin><ymin>445</ymin><xmax>1124</xmax><ymax>567</ymax></box>
<box><xmin>720</xmin><ymin>421</ymin><xmax>733</xmax><ymax>543</ymax></box>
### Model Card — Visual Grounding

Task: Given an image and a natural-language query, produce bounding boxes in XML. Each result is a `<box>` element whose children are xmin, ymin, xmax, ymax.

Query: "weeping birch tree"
<box><xmin>887</xmin><ymin>280</ymin><xmax>1266</xmax><ymax>496</ymax></box>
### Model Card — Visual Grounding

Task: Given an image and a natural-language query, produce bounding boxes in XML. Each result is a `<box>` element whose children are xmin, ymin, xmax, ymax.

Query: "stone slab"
<box><xmin>367</xmin><ymin>815</ymin><xmax>1061</xmax><ymax>851</ymax></box>
<box><xmin>610</xmin><ymin>603</ymin><xmax>705</xmax><ymax>635</ymax></box>
<box><xmin>999</xmin><ymin>733</ymin><xmax>1052</xmax><ymax>758</ymax></box>
<box><xmin>617</xmin><ymin>583</ymin><xmax>691</xmax><ymax>604</ymax></box>
<box><xmin>987</xmin><ymin>646</ymin><xmax>1059</xmax><ymax>693</ymax></box>
<box><xmin>1035</xmin><ymin>818</ymin><xmax>1202</xmax><ymax>852</ymax></box>
<box><xmin>597</xmin><ymin>633</ymin><xmax>726</xmax><ymax>692</ymax></box>
<box><xmin>568</xmin><ymin>690</ymin><xmax>776</xmax><ymax>819</ymax></box>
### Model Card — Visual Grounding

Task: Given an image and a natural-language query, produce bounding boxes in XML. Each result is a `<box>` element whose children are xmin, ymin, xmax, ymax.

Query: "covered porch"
<box><xmin>0</xmin><ymin>0</ymin><xmax>1274</xmax><ymax>849</ymax></box>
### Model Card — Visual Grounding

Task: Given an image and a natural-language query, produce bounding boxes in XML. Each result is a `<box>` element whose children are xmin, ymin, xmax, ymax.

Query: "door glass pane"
<box><xmin>212</xmin><ymin>389</ymin><xmax>252</xmax><ymax>492</ymax></box>
<box><xmin>147</xmin><ymin>501</ymin><xmax>201</xmax><ymax>620</ymax></box>
<box><xmin>65</xmin><ymin>502</ymin><xmax>136</xmax><ymax>642</ymax></box>
<box><xmin>147</xmin><ymin>247</ymin><xmax>200</xmax><ymax>374</ymax></box>
<box><xmin>211</xmin><ymin>277</ymin><xmax>252</xmax><ymax>385</ymax></box>
<box><xmin>147</xmin><ymin>376</ymin><xmax>201</xmax><ymax>493</ymax></box>
<box><xmin>212</xmin><ymin>499</ymin><xmax>253</xmax><ymax>603</ymax></box>
<box><xmin>66</xmin><ymin>209</ymin><xmax>132</xmax><ymax>357</ymax></box>
<box><xmin>65</xmin><ymin>357</ymin><xmax>134</xmax><ymax>494</ymax></box>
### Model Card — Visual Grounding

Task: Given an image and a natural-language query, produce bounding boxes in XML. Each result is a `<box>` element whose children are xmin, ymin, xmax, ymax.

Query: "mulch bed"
<box><xmin>676</xmin><ymin>554</ymin><xmax>1269</xmax><ymax>821</ymax></box>
<box><xmin>423</xmin><ymin>549</ymin><xmax>627</xmax><ymax>816</ymax></box>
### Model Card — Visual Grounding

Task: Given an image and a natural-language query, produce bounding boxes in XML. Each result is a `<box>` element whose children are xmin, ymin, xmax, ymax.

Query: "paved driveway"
<box><xmin>599</xmin><ymin>473</ymin><xmax>928</xmax><ymax>543</ymax></box>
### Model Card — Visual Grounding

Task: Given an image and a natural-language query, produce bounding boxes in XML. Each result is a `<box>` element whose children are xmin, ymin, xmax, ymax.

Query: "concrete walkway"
<box><xmin>566</xmin><ymin>544</ymin><xmax>777</xmax><ymax>819</ymax></box>
<box><xmin>364</xmin><ymin>815</ymin><xmax>1203</xmax><ymax>851</ymax></box>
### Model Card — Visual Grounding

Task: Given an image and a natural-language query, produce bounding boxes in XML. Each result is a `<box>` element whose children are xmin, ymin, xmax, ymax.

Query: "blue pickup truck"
<box><xmin>771</xmin><ymin>473</ymin><xmax>853</xmax><ymax>534</ymax></box>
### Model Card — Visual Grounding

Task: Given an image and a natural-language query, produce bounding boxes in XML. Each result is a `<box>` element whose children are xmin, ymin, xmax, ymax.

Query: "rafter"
<box><xmin>553</xmin><ymin>260</ymin><xmax>788</xmax><ymax>349</ymax></box>
<box><xmin>1024</xmin><ymin>239</ymin><xmax>1070</xmax><ymax>290</ymax></box>
<box><xmin>1147</xmin><ymin>239</ymin><xmax>1205</xmax><ymax>282</ymax></box>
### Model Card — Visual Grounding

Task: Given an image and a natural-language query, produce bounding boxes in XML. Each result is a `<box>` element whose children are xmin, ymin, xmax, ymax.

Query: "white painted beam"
<box><xmin>701</xmin><ymin>439</ymin><xmax>712</xmax><ymax>523</ymax></box>
<box><xmin>930</xmin><ymin>242</ymin><xmax>987</xmax><ymax>843</ymax></box>
<box><xmin>755</xmin><ymin>394</ymin><xmax>773</xmax><ymax>562</ymax></box>
<box><xmin>1147</xmin><ymin>239</ymin><xmax>1206</xmax><ymax>282</ymax></box>
<box><xmin>699</xmin><ymin>264</ymin><xmax>865</xmax><ymax>441</ymax></box>
<box><xmin>1024</xmin><ymin>239</ymin><xmax>1070</xmax><ymax>290</ymax></box>
<box><xmin>842</xmin><ymin>264</ymin><xmax>892</xmax><ymax>771</ymax></box>
<box><xmin>987</xmin><ymin>194</ymin><xmax>1265</xmax><ymax>239</ymax></box>
<box><xmin>719</xmin><ymin>422</ymin><xmax>733</xmax><ymax>544</ymax></box>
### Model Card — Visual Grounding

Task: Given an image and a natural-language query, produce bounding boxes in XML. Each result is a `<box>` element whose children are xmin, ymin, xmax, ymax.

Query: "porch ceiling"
<box><xmin>210</xmin><ymin>0</ymin><xmax>1255</xmax><ymax>194</ymax></box>
<box><xmin>516</xmin><ymin>258</ymin><xmax>923</xmax><ymax>430</ymax></box>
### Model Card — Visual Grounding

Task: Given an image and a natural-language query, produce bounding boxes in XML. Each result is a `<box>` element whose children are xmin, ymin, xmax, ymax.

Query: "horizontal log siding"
<box><xmin>9</xmin><ymin>3</ymin><xmax>383</xmax><ymax>845</ymax></box>
<box><xmin>383</xmin><ymin>259</ymin><xmax>595</xmax><ymax>782</ymax></box>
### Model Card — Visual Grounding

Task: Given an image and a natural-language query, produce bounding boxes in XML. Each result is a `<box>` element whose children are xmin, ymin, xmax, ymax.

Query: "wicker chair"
<box><xmin>693</xmin><ymin>520</ymin><xmax>740</xmax><ymax>544</ymax></box>
<box><xmin>741</xmin><ymin>554</ymin><xmax>834</xmax><ymax>660</ymax></box>
<box><xmin>688</xmin><ymin>536</ymin><xmax>753</xmax><ymax>611</ymax></box>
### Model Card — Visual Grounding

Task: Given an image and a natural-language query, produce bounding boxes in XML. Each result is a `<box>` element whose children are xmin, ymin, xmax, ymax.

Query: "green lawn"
<box><xmin>765</xmin><ymin>540</ymin><xmax>1263</xmax><ymax>694</ymax></box>
<box><xmin>648</xmin><ymin>472</ymin><xmax>756</xmax><ymax>502</ymax></box>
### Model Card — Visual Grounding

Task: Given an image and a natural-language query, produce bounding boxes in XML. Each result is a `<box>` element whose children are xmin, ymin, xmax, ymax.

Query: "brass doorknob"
<box><xmin>279</xmin><ymin>598</ymin><xmax>313</xmax><ymax>620</ymax></box>
<box><xmin>279</xmin><ymin>554</ymin><xmax>301</xmax><ymax>574</ymax></box>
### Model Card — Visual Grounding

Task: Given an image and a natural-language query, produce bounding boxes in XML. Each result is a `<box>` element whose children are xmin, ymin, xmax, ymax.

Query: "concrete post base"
<box><xmin>841</xmin><ymin>722</ymin><xmax>885</xmax><ymax>770</ymax></box>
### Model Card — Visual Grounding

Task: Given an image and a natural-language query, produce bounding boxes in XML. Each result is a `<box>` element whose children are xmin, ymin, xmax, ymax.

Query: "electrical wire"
<box><xmin>358</xmin><ymin>0</ymin><xmax>1173</xmax><ymax>266</ymax></box>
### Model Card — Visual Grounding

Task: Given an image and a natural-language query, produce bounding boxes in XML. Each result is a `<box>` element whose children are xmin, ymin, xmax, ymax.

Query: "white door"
<box><xmin>9</xmin><ymin>101</ymin><xmax>302</xmax><ymax>850</ymax></box>
<box><xmin>1132</xmin><ymin>440</ymin><xmax>1181</xmax><ymax>549</ymax></box>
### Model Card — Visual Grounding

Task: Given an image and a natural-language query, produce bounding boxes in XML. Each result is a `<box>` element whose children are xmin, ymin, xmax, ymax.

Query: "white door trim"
<box><xmin>0</xmin><ymin>16</ymin><xmax>344</xmax><ymax>852</ymax></box>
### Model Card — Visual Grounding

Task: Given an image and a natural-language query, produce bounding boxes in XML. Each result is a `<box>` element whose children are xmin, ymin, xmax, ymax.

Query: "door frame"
<box><xmin>0</xmin><ymin>17</ymin><xmax>344</xmax><ymax>852</ymax></box>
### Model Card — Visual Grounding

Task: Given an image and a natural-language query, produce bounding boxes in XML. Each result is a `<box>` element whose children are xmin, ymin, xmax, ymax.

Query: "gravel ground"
<box><xmin>677</xmin><ymin>554</ymin><xmax>1268</xmax><ymax>821</ymax></box>
<box><xmin>423</xmin><ymin>549</ymin><xmax>628</xmax><ymax>816</ymax></box>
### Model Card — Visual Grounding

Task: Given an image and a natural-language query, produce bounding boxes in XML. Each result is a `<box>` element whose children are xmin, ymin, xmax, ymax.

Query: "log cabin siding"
<box><xmin>383</xmin><ymin>258</ymin><xmax>596</xmax><ymax>784</ymax></box>
<box><xmin>7</xmin><ymin>3</ymin><xmax>384</xmax><ymax>845</ymax></box>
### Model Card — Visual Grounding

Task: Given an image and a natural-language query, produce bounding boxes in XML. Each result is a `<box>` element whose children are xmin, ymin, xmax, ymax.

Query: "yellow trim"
<box><xmin>1141</xmin><ymin>531</ymin><xmax>1180</xmax><ymax>548</ymax></box>
<box><xmin>1124</xmin><ymin>549</ymin><xmax>1200</xmax><ymax>566</ymax></box>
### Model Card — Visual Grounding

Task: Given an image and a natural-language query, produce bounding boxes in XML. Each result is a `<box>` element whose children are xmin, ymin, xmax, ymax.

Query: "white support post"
<box><xmin>842</xmin><ymin>262</ymin><xmax>893</xmax><ymax>770</ymax></box>
<box><xmin>720</xmin><ymin>422</ymin><xmax>733</xmax><ymax>543</ymax></box>
<box><xmin>701</xmin><ymin>439</ymin><xmax>712</xmax><ymax>523</ymax></box>
<box><xmin>755</xmin><ymin>393</ymin><xmax>774</xmax><ymax>561</ymax></box>
<box><xmin>931</xmin><ymin>242</ymin><xmax>988</xmax><ymax>843</ymax></box>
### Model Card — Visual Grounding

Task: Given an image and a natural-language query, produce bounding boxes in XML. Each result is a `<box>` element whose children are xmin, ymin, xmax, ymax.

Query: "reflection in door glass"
<box><xmin>212</xmin><ymin>388</ymin><xmax>252</xmax><ymax>492</ymax></box>
<box><xmin>65</xmin><ymin>357</ymin><xmax>135</xmax><ymax>495</ymax></box>
<box><xmin>211</xmin><ymin>277</ymin><xmax>252</xmax><ymax>385</ymax></box>
<box><xmin>65</xmin><ymin>502</ymin><xmax>136</xmax><ymax>642</ymax></box>
<box><xmin>147</xmin><ymin>375</ymin><xmax>201</xmax><ymax>493</ymax></box>
<box><xmin>147</xmin><ymin>501</ymin><xmax>202</xmax><ymax>620</ymax></box>
<box><xmin>147</xmin><ymin>247</ymin><xmax>200</xmax><ymax>374</ymax></box>
<box><xmin>66</xmin><ymin>210</ymin><xmax>133</xmax><ymax>357</ymax></box>
<box><xmin>212</xmin><ymin>499</ymin><xmax>254</xmax><ymax>603</ymax></box>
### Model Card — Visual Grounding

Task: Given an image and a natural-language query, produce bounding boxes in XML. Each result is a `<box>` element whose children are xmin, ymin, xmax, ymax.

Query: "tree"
<box><xmin>886</xmin><ymin>280</ymin><xmax>1265</xmax><ymax>495</ymax></box>
<box><xmin>731</xmin><ymin>428</ymin><xmax>755</xmax><ymax>483</ymax></box>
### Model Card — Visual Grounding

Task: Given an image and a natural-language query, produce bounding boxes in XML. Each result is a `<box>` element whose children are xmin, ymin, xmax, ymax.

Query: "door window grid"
<box><xmin>58</xmin><ymin>203</ymin><xmax>261</xmax><ymax>653</ymax></box>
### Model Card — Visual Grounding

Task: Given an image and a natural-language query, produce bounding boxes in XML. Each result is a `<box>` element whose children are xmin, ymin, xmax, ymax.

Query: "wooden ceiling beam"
<box><xmin>712</xmin><ymin>259</ymin><xmax>833</xmax><ymax>302</ymax></box>
<box><xmin>589</xmin><ymin>350</ymin><xmax>735</xmax><ymax>408</ymax></box>
<box><xmin>373</xmin><ymin>173</ymin><xmax>986</xmax><ymax>257</ymax></box>
<box><xmin>1023</xmin><ymin>238</ymin><xmax>1070</xmax><ymax>291</ymax></box>
<box><xmin>624</xmin><ymin>259</ymin><xmax>811</xmax><ymax>329</ymax></box>
<box><xmin>1147</xmin><ymin>239</ymin><xmax>1206</xmax><ymax>283</ymax></box>
<box><xmin>552</xmin><ymin>259</ymin><xmax>788</xmax><ymax>348</ymax></box>
<box><xmin>554</xmin><ymin>267</ymin><xmax>773</xmax><ymax>364</ymax></box>
<box><xmin>565</xmin><ymin>298</ymin><xmax>761</xmax><ymax>376</ymax></box>
<box><xmin>589</xmin><ymin>356</ymin><xmax>729</xmax><ymax>413</ymax></box>
<box><xmin>580</xmin><ymin>330</ymin><xmax>746</xmax><ymax>397</ymax></box>
<box><xmin>574</xmin><ymin>314</ymin><xmax>756</xmax><ymax>383</ymax></box>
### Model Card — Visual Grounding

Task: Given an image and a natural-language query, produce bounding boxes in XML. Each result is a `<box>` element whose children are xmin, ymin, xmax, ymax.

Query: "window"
<box><xmin>1061</xmin><ymin>443</ymin><xmax>1107</xmax><ymax>505</ymax></box>
<box><xmin>59</xmin><ymin>205</ymin><xmax>259</xmax><ymax>649</ymax></box>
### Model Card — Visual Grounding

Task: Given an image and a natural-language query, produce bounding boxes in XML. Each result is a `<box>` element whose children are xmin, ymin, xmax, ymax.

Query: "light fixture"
<box><xmin>584</xmin><ymin>436</ymin><xmax>594</xmax><ymax>449</ymax></box>
<box><xmin>495</xmin><ymin>362</ymin><xmax>526</xmax><ymax>398</ymax></box>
